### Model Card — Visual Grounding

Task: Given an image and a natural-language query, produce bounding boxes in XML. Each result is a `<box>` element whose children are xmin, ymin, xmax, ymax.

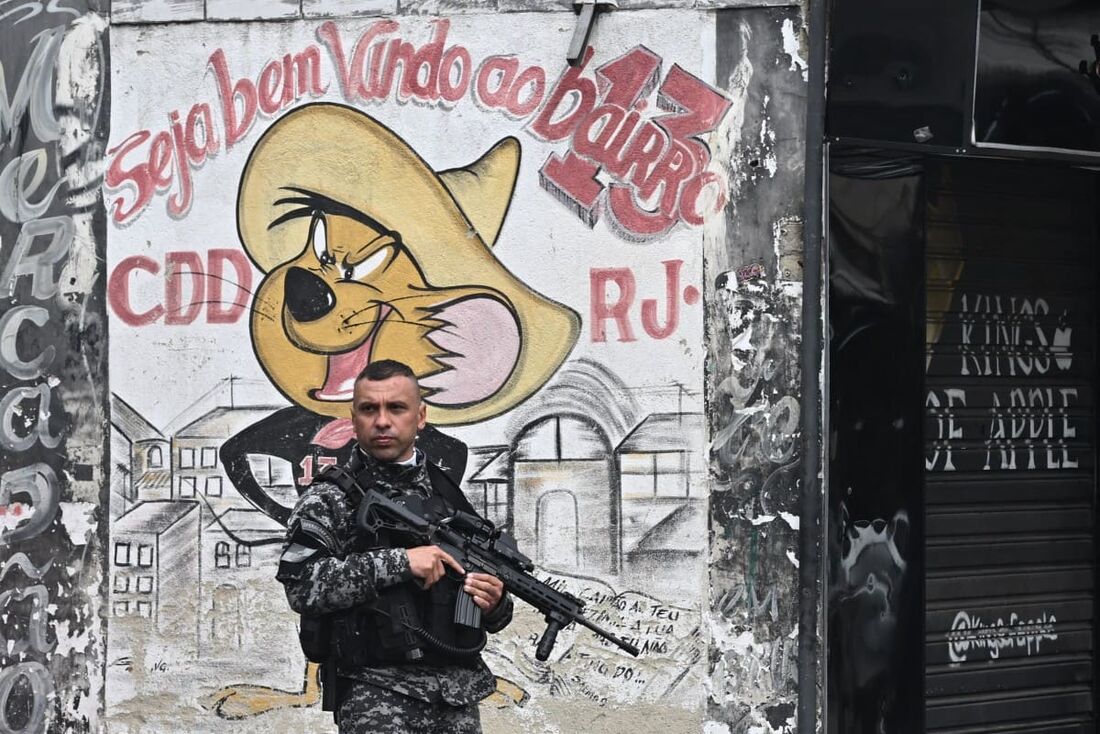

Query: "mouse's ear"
<box><xmin>418</xmin><ymin>293</ymin><xmax>521</xmax><ymax>408</ymax></box>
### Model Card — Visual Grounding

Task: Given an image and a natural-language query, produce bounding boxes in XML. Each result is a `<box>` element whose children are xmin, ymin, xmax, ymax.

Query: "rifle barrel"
<box><xmin>572</xmin><ymin>612</ymin><xmax>640</xmax><ymax>657</ymax></box>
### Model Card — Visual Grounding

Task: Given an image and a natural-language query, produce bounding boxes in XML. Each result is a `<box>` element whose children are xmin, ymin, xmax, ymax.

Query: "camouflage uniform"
<box><xmin>277</xmin><ymin>447</ymin><xmax>512</xmax><ymax>734</ymax></box>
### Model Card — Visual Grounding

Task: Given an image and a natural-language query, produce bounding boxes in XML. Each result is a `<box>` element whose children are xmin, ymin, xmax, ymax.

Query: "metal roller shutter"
<box><xmin>924</xmin><ymin>161</ymin><xmax>1097</xmax><ymax>732</ymax></box>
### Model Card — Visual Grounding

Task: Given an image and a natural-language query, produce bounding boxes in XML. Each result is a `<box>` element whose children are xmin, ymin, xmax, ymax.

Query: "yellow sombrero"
<box><xmin>237</xmin><ymin>103</ymin><xmax>580</xmax><ymax>425</ymax></box>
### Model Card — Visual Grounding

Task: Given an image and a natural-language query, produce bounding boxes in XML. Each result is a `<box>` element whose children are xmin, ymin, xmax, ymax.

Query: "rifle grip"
<box><xmin>455</xmin><ymin>588</ymin><xmax>482</xmax><ymax>628</ymax></box>
<box><xmin>536</xmin><ymin>619</ymin><xmax>562</xmax><ymax>661</ymax></box>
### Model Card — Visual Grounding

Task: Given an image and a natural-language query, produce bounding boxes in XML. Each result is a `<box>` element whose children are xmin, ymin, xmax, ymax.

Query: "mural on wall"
<box><xmin>0</xmin><ymin>1</ymin><xmax>109</xmax><ymax>732</ymax></box>
<box><xmin>104</xmin><ymin>13</ymin><xmax>725</xmax><ymax>731</ymax></box>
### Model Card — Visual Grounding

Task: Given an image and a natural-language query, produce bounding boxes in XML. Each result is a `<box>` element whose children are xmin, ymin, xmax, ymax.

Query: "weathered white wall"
<box><xmin>99</xmin><ymin>2</ymin><xmax>810</xmax><ymax>732</ymax></box>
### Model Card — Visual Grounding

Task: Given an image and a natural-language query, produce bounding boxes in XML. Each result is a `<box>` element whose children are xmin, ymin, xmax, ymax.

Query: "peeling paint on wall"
<box><xmin>0</xmin><ymin>1</ymin><xmax>109</xmax><ymax>731</ymax></box>
<box><xmin>706</xmin><ymin>7</ymin><xmax>807</xmax><ymax>734</ymax></box>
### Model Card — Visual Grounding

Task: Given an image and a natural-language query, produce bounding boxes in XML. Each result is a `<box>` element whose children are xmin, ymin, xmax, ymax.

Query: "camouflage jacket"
<box><xmin>276</xmin><ymin>446</ymin><xmax>512</xmax><ymax>706</ymax></box>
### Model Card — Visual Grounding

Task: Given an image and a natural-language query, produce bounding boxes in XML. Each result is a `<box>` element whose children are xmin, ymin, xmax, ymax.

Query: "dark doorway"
<box><xmin>826</xmin><ymin>154</ymin><xmax>1099</xmax><ymax>733</ymax></box>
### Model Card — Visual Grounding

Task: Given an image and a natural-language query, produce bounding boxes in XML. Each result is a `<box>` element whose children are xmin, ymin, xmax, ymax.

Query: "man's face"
<box><xmin>351</xmin><ymin>375</ymin><xmax>427</xmax><ymax>462</ymax></box>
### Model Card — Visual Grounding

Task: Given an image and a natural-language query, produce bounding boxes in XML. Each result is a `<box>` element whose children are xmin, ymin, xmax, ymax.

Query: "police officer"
<box><xmin>277</xmin><ymin>359</ymin><xmax>512</xmax><ymax>733</ymax></box>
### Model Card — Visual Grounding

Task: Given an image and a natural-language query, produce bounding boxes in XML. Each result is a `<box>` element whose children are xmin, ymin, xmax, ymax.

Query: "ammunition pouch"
<box><xmin>298</xmin><ymin>613</ymin><xmax>332</xmax><ymax>664</ymax></box>
<box><xmin>331</xmin><ymin>579</ymin><xmax>486</xmax><ymax>668</ymax></box>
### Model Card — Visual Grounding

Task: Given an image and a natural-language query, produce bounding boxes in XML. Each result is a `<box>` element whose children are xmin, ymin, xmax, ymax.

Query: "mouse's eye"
<box><xmin>310</xmin><ymin>213</ymin><xmax>334</xmax><ymax>266</ymax></box>
<box><xmin>343</xmin><ymin>247</ymin><xmax>389</xmax><ymax>282</ymax></box>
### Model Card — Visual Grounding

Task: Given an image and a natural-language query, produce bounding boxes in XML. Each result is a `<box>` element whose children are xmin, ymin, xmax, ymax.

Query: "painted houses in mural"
<box><xmin>172</xmin><ymin>406</ymin><xmax>284</xmax><ymax>515</ymax></box>
<box><xmin>200</xmin><ymin>507</ymin><xmax>293</xmax><ymax>661</ymax></box>
<box><xmin>110</xmin><ymin>501</ymin><xmax>201</xmax><ymax>645</ymax></box>
<box><xmin>109</xmin><ymin>394</ymin><xmax>171</xmax><ymax>518</ymax></box>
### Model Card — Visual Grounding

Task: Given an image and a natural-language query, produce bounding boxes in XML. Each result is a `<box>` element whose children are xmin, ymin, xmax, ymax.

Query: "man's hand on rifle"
<box><xmin>406</xmin><ymin>546</ymin><xmax>504</xmax><ymax>611</ymax></box>
<box><xmin>407</xmin><ymin>545</ymin><xmax>464</xmax><ymax>587</ymax></box>
<box><xmin>464</xmin><ymin>573</ymin><xmax>504</xmax><ymax>612</ymax></box>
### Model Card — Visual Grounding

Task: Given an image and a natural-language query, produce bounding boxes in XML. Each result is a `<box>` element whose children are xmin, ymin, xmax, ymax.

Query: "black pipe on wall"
<box><xmin>799</xmin><ymin>0</ymin><xmax>829</xmax><ymax>729</ymax></box>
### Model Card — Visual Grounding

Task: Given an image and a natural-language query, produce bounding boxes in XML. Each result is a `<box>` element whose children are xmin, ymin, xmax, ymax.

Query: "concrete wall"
<box><xmin>4</xmin><ymin>0</ymin><xmax>812</xmax><ymax>730</ymax></box>
<box><xmin>705</xmin><ymin>9</ymin><xmax>808</xmax><ymax>731</ymax></box>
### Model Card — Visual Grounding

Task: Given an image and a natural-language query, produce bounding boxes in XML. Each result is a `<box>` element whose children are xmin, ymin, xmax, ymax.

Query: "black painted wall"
<box><xmin>0</xmin><ymin>2</ymin><xmax>109</xmax><ymax>730</ymax></box>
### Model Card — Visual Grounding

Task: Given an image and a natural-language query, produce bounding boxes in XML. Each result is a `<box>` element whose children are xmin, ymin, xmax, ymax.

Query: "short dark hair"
<box><xmin>356</xmin><ymin>359</ymin><xmax>419</xmax><ymax>388</ymax></box>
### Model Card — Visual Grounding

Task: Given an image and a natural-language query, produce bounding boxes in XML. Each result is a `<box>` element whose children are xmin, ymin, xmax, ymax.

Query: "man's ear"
<box><xmin>417</xmin><ymin>402</ymin><xmax>427</xmax><ymax>430</ymax></box>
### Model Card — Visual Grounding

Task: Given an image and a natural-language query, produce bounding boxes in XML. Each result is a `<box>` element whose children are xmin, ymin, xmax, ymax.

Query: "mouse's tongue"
<box><xmin>311</xmin><ymin>305</ymin><xmax>391</xmax><ymax>401</ymax></box>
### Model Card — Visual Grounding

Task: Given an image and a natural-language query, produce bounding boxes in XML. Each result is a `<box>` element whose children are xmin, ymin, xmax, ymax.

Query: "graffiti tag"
<box><xmin>947</xmin><ymin>610</ymin><xmax>1058</xmax><ymax>663</ymax></box>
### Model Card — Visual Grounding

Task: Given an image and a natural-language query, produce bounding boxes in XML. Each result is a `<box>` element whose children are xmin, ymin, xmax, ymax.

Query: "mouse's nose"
<box><xmin>284</xmin><ymin>267</ymin><xmax>335</xmax><ymax>322</ymax></box>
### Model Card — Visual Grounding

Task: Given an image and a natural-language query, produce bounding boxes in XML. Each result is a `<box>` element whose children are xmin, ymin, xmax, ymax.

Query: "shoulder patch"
<box><xmin>281</xmin><ymin>542</ymin><xmax>320</xmax><ymax>564</ymax></box>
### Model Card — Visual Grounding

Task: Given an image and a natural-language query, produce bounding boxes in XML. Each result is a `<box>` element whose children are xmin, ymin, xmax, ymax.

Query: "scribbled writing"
<box><xmin>948</xmin><ymin>610</ymin><xmax>1058</xmax><ymax>662</ymax></box>
<box><xmin>518</xmin><ymin>572</ymin><xmax>701</xmax><ymax>703</ymax></box>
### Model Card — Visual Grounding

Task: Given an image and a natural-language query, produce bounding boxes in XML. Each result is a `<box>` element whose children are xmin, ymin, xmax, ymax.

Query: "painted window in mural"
<box><xmin>115</xmin><ymin>542</ymin><xmax>132</xmax><ymax>566</ymax></box>
<box><xmin>215</xmin><ymin>542</ymin><xmax>231</xmax><ymax>569</ymax></box>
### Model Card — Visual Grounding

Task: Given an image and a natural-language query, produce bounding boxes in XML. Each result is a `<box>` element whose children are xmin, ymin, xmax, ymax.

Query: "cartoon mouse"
<box><xmin>207</xmin><ymin>103</ymin><xmax>578</xmax><ymax>718</ymax></box>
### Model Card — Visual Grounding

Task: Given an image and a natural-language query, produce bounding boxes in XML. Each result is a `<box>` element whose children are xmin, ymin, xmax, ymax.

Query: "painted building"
<box><xmin>110</xmin><ymin>500</ymin><xmax>201</xmax><ymax>641</ymax></box>
<box><xmin>109</xmin><ymin>393</ymin><xmax>172</xmax><ymax>518</ymax></box>
<box><xmin>172</xmin><ymin>405</ymin><xmax>282</xmax><ymax>515</ymax></box>
<box><xmin>19</xmin><ymin>0</ymin><xmax>1100</xmax><ymax>733</ymax></box>
<box><xmin>617</xmin><ymin>412</ymin><xmax>707</xmax><ymax>598</ymax></box>
<box><xmin>463</xmin><ymin>444</ymin><xmax>511</xmax><ymax>528</ymax></box>
<box><xmin>200</xmin><ymin>508</ymin><xmax>298</xmax><ymax>665</ymax></box>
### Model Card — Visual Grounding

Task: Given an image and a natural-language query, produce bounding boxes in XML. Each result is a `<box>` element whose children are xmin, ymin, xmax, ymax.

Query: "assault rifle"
<box><xmin>324</xmin><ymin>464</ymin><xmax>639</xmax><ymax>661</ymax></box>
